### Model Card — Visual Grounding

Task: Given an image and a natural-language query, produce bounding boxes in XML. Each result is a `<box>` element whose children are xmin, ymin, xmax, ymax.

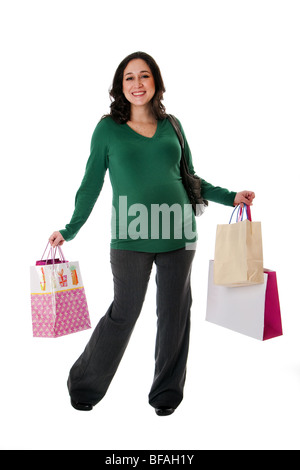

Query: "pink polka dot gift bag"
<box><xmin>30</xmin><ymin>244</ymin><xmax>91</xmax><ymax>338</ymax></box>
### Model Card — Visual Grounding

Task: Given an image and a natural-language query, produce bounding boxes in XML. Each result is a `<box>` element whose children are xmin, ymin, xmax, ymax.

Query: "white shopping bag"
<box><xmin>206</xmin><ymin>260</ymin><xmax>283</xmax><ymax>341</ymax></box>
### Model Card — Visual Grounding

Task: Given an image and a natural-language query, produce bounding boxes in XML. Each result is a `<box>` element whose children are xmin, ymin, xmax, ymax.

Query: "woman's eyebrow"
<box><xmin>125</xmin><ymin>70</ymin><xmax>151</xmax><ymax>76</ymax></box>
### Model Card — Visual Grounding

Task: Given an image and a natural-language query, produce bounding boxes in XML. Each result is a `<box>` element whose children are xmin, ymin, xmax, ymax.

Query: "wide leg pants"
<box><xmin>67</xmin><ymin>246</ymin><xmax>196</xmax><ymax>409</ymax></box>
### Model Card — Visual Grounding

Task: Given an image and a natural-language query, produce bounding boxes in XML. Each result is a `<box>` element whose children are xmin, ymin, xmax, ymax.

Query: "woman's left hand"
<box><xmin>234</xmin><ymin>191</ymin><xmax>255</xmax><ymax>207</ymax></box>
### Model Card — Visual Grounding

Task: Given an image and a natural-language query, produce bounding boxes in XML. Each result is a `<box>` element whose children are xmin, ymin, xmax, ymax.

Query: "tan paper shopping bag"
<box><xmin>213</xmin><ymin>205</ymin><xmax>264</xmax><ymax>286</ymax></box>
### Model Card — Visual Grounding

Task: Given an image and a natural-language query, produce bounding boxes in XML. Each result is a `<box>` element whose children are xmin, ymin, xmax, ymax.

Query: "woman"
<box><xmin>49</xmin><ymin>51</ymin><xmax>255</xmax><ymax>416</ymax></box>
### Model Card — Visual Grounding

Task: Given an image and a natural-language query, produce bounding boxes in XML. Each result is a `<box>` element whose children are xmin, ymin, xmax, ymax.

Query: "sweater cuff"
<box><xmin>223</xmin><ymin>191</ymin><xmax>237</xmax><ymax>207</ymax></box>
<box><xmin>59</xmin><ymin>228</ymin><xmax>74</xmax><ymax>242</ymax></box>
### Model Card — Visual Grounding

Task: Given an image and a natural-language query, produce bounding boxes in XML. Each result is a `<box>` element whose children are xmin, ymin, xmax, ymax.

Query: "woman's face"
<box><xmin>122</xmin><ymin>59</ymin><xmax>156</xmax><ymax>109</ymax></box>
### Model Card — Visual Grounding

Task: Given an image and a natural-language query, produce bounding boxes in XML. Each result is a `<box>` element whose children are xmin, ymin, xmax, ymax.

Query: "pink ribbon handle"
<box><xmin>36</xmin><ymin>243</ymin><xmax>68</xmax><ymax>266</ymax></box>
<box><xmin>246</xmin><ymin>205</ymin><xmax>252</xmax><ymax>221</ymax></box>
<box><xmin>229</xmin><ymin>204</ymin><xmax>252</xmax><ymax>224</ymax></box>
<box><xmin>237</xmin><ymin>205</ymin><xmax>252</xmax><ymax>222</ymax></box>
<box><xmin>57</xmin><ymin>245</ymin><xmax>67</xmax><ymax>262</ymax></box>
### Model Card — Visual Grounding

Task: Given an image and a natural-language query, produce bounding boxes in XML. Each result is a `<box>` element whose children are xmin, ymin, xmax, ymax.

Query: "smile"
<box><xmin>132</xmin><ymin>91</ymin><xmax>146</xmax><ymax>96</ymax></box>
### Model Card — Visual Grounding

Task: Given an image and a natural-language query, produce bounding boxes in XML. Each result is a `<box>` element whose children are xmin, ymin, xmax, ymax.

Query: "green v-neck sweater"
<box><xmin>60</xmin><ymin>116</ymin><xmax>236</xmax><ymax>252</ymax></box>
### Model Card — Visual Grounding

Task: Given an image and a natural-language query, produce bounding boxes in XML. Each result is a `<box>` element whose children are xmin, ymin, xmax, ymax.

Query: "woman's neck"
<box><xmin>129</xmin><ymin>105</ymin><xmax>156</xmax><ymax>124</ymax></box>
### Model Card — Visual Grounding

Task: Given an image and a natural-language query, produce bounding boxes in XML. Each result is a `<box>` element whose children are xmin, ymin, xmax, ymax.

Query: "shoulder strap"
<box><xmin>167</xmin><ymin>114</ymin><xmax>190</xmax><ymax>174</ymax></box>
<box><xmin>167</xmin><ymin>114</ymin><xmax>185</xmax><ymax>149</ymax></box>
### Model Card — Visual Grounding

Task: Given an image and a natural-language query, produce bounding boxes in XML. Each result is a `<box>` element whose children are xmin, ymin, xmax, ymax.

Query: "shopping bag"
<box><xmin>214</xmin><ymin>205</ymin><xmax>264</xmax><ymax>286</ymax></box>
<box><xmin>206</xmin><ymin>260</ymin><xmax>283</xmax><ymax>341</ymax></box>
<box><xmin>30</xmin><ymin>244</ymin><xmax>91</xmax><ymax>338</ymax></box>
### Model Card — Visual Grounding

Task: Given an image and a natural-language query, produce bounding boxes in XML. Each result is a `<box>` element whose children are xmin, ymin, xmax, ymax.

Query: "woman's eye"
<box><xmin>125</xmin><ymin>75</ymin><xmax>150</xmax><ymax>81</ymax></box>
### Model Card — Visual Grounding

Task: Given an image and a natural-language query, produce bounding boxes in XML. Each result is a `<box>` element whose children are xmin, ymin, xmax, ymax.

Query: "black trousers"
<box><xmin>67</xmin><ymin>246</ymin><xmax>196</xmax><ymax>409</ymax></box>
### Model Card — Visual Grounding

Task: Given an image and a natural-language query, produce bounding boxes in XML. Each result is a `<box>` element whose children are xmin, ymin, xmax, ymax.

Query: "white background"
<box><xmin>0</xmin><ymin>0</ymin><xmax>299</xmax><ymax>450</ymax></box>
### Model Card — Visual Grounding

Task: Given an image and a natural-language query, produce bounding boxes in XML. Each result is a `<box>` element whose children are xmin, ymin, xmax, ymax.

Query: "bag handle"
<box><xmin>57</xmin><ymin>245</ymin><xmax>66</xmax><ymax>262</ymax></box>
<box><xmin>229</xmin><ymin>204</ymin><xmax>252</xmax><ymax>224</ymax></box>
<box><xmin>39</xmin><ymin>242</ymin><xmax>67</xmax><ymax>265</ymax></box>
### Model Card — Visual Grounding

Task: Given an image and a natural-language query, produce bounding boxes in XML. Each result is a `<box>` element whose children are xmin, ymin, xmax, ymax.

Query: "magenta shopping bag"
<box><xmin>206</xmin><ymin>260</ymin><xmax>283</xmax><ymax>341</ymax></box>
<box><xmin>263</xmin><ymin>269</ymin><xmax>283</xmax><ymax>340</ymax></box>
<box><xmin>30</xmin><ymin>244</ymin><xmax>91</xmax><ymax>338</ymax></box>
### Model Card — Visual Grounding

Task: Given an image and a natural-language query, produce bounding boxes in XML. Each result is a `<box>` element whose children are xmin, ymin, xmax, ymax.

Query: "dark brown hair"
<box><xmin>106</xmin><ymin>52</ymin><xmax>167</xmax><ymax>124</ymax></box>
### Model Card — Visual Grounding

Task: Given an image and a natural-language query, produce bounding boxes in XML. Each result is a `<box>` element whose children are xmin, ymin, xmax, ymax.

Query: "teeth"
<box><xmin>133</xmin><ymin>92</ymin><xmax>145</xmax><ymax>96</ymax></box>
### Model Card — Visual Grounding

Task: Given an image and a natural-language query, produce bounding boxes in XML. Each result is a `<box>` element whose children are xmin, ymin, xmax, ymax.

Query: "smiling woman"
<box><xmin>123</xmin><ymin>60</ymin><xmax>156</xmax><ymax>105</ymax></box>
<box><xmin>49</xmin><ymin>50</ymin><xmax>254</xmax><ymax>418</ymax></box>
<box><xmin>123</xmin><ymin>59</ymin><xmax>158</xmax><ymax>137</ymax></box>
<box><xmin>108</xmin><ymin>51</ymin><xmax>167</xmax><ymax>125</ymax></box>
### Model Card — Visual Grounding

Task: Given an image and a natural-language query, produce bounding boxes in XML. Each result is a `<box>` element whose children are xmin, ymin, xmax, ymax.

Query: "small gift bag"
<box><xmin>30</xmin><ymin>243</ymin><xmax>91</xmax><ymax>338</ymax></box>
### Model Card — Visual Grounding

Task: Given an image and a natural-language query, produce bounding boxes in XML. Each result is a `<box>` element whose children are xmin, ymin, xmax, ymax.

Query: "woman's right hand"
<box><xmin>49</xmin><ymin>231</ymin><xmax>65</xmax><ymax>247</ymax></box>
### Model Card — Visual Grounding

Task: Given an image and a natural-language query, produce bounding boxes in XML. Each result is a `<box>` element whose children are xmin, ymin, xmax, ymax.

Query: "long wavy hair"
<box><xmin>106</xmin><ymin>52</ymin><xmax>167</xmax><ymax>124</ymax></box>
